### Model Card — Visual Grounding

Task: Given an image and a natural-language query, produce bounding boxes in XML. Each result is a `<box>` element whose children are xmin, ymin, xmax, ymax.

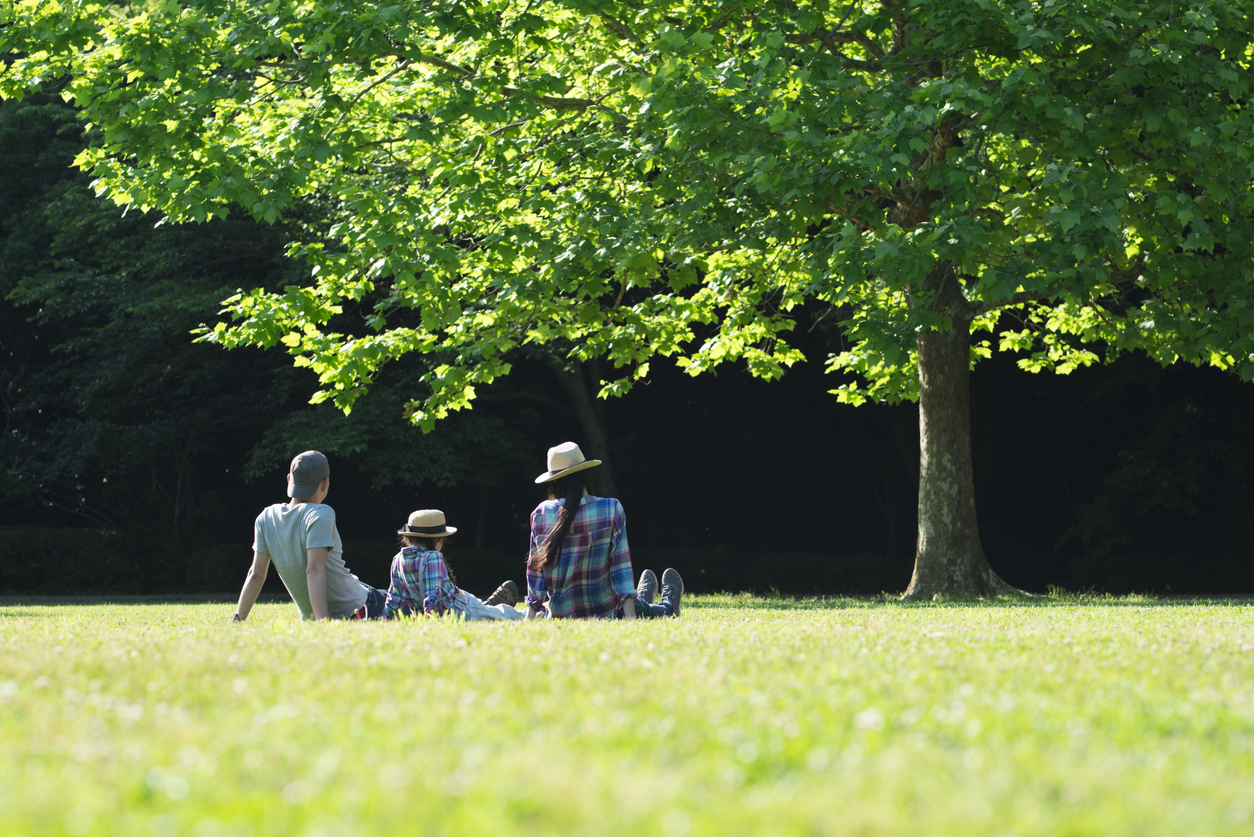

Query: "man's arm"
<box><xmin>234</xmin><ymin>552</ymin><xmax>270</xmax><ymax>622</ymax></box>
<box><xmin>306</xmin><ymin>546</ymin><xmax>330</xmax><ymax>620</ymax></box>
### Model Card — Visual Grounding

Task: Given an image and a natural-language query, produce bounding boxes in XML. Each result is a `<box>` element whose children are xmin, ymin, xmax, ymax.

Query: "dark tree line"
<box><xmin>2</xmin><ymin>93</ymin><xmax>1252</xmax><ymax>597</ymax></box>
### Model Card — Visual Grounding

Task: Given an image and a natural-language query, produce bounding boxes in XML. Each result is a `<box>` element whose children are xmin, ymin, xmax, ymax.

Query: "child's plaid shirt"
<box><xmin>384</xmin><ymin>546</ymin><xmax>458</xmax><ymax>617</ymax></box>
<box><xmin>525</xmin><ymin>495</ymin><xmax>636</xmax><ymax>619</ymax></box>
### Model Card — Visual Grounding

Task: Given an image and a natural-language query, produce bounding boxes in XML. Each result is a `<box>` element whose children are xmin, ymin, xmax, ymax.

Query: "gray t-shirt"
<box><xmin>253</xmin><ymin>502</ymin><xmax>367</xmax><ymax>620</ymax></box>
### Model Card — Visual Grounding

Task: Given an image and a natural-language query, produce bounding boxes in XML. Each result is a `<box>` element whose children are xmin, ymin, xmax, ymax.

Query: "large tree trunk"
<box><xmin>901</xmin><ymin>288</ymin><xmax>1018</xmax><ymax>600</ymax></box>
<box><xmin>1231</xmin><ymin>377</ymin><xmax>1254</xmax><ymax>563</ymax></box>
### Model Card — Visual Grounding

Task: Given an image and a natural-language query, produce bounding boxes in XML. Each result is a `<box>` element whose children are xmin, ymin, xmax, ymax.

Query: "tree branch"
<box><xmin>35</xmin><ymin>488</ymin><xmax>123</xmax><ymax>533</ymax></box>
<box><xmin>413</xmin><ymin>52</ymin><xmax>474</xmax><ymax>78</ymax></box>
<box><xmin>474</xmin><ymin>389</ymin><xmax>570</xmax><ymax>415</ymax></box>
<box><xmin>323</xmin><ymin>60</ymin><xmax>411</xmax><ymax>139</ymax></box>
<box><xmin>817</xmin><ymin>32</ymin><xmax>902</xmax><ymax>71</ymax></box>
<box><xmin>972</xmin><ymin>287</ymin><xmax>1066</xmax><ymax>316</ymax></box>
<box><xmin>787</xmin><ymin>27</ymin><xmax>885</xmax><ymax>60</ymax></box>
<box><xmin>489</xmin><ymin>119</ymin><xmax>531</xmax><ymax>137</ymax></box>
<box><xmin>598</xmin><ymin>12</ymin><xmax>645</xmax><ymax>49</ymax></box>
<box><xmin>502</xmin><ymin>87</ymin><xmax>621</xmax><ymax>114</ymax></box>
<box><xmin>1108</xmin><ymin>254</ymin><xmax>1147</xmax><ymax>285</ymax></box>
<box><xmin>701</xmin><ymin>4</ymin><xmax>749</xmax><ymax>35</ymax></box>
<box><xmin>412</xmin><ymin>49</ymin><xmax>625</xmax><ymax>118</ymax></box>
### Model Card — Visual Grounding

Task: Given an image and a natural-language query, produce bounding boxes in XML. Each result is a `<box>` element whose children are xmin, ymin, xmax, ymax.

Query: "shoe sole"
<box><xmin>485</xmin><ymin>581</ymin><xmax>519</xmax><ymax>608</ymax></box>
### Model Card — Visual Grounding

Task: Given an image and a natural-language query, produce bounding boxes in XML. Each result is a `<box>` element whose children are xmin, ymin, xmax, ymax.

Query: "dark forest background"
<box><xmin>3</xmin><ymin>94</ymin><xmax>1253</xmax><ymax>599</ymax></box>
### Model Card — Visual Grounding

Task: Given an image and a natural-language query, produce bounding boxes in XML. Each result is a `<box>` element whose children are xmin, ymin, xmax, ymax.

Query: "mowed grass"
<box><xmin>1</xmin><ymin>595</ymin><xmax>1253</xmax><ymax>836</ymax></box>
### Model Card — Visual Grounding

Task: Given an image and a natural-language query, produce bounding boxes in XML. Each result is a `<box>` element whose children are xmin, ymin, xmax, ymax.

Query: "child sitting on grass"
<box><xmin>384</xmin><ymin>509</ymin><xmax>524</xmax><ymax>621</ymax></box>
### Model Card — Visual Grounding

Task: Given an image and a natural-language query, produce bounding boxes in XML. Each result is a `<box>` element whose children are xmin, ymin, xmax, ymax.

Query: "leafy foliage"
<box><xmin>0</xmin><ymin>91</ymin><xmax>307</xmax><ymax>538</ymax></box>
<box><xmin>8</xmin><ymin>0</ymin><xmax>1250</xmax><ymax>427</ymax></box>
<box><xmin>0</xmin><ymin>91</ymin><xmax>550</xmax><ymax>558</ymax></box>
<box><xmin>243</xmin><ymin>386</ymin><xmax>541</xmax><ymax>492</ymax></box>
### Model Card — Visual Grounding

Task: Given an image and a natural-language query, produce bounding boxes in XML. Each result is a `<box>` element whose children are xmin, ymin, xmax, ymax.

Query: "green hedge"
<box><xmin>1</xmin><ymin>527</ymin><xmax>914</xmax><ymax>597</ymax></box>
<box><xmin>0</xmin><ymin>526</ymin><xmax>142</xmax><ymax>594</ymax></box>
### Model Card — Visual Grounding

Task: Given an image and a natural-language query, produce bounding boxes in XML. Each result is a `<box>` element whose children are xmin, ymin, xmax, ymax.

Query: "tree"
<box><xmin>5</xmin><ymin>0</ymin><xmax>1252</xmax><ymax>597</ymax></box>
<box><xmin>0</xmin><ymin>92</ymin><xmax>305</xmax><ymax>546</ymax></box>
<box><xmin>0</xmin><ymin>94</ymin><xmax>548</xmax><ymax>559</ymax></box>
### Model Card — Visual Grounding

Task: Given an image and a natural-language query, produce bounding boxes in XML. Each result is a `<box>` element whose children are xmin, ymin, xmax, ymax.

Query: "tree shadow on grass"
<box><xmin>3</xmin><ymin>593</ymin><xmax>1250</xmax><ymax>618</ymax></box>
<box><xmin>690</xmin><ymin>592</ymin><xmax>1254</xmax><ymax>611</ymax></box>
<box><xmin>0</xmin><ymin>593</ymin><xmax>287</xmax><ymax>614</ymax></box>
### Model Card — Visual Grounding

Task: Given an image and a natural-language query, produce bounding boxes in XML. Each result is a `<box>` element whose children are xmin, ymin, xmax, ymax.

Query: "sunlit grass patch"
<box><xmin>2</xmin><ymin>596</ymin><xmax>1252</xmax><ymax>835</ymax></box>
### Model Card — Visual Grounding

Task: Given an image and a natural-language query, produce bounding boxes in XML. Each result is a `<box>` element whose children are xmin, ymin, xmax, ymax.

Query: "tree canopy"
<box><xmin>5</xmin><ymin>0</ymin><xmax>1253</xmax><ymax>595</ymax></box>
<box><xmin>0</xmin><ymin>93</ymin><xmax>542</xmax><ymax>571</ymax></box>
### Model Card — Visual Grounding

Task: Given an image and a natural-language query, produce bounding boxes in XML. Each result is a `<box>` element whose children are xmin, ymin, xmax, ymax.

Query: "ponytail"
<box><xmin>533</xmin><ymin>473</ymin><xmax>591</xmax><ymax>569</ymax></box>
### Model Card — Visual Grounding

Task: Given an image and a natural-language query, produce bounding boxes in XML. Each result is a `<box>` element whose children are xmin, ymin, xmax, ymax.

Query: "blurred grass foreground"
<box><xmin>1</xmin><ymin>595</ymin><xmax>1252</xmax><ymax>836</ymax></box>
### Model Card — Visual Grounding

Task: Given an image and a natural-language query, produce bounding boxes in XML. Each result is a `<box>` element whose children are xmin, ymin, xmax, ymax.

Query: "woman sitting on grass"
<box><xmin>525</xmin><ymin>442</ymin><xmax>683</xmax><ymax>620</ymax></box>
<box><xmin>384</xmin><ymin>509</ymin><xmax>523</xmax><ymax>621</ymax></box>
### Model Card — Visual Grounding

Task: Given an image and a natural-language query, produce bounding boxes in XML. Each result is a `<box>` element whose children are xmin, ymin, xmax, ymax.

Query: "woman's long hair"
<box><xmin>532</xmin><ymin>472</ymin><xmax>592</xmax><ymax>570</ymax></box>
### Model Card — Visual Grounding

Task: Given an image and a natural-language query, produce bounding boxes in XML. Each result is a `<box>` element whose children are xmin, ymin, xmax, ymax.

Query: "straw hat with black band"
<box><xmin>398</xmin><ymin>509</ymin><xmax>458</xmax><ymax>538</ymax></box>
<box><xmin>534</xmin><ymin>442</ymin><xmax>601</xmax><ymax>484</ymax></box>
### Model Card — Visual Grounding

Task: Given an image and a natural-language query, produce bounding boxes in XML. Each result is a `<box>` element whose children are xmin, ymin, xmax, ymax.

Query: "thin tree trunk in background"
<box><xmin>1231</xmin><ymin>377</ymin><xmax>1254</xmax><ymax>563</ymax></box>
<box><xmin>34</xmin><ymin>488</ymin><xmax>122</xmax><ymax>532</ymax></box>
<box><xmin>866</xmin><ymin>458</ymin><xmax>899</xmax><ymax>558</ymax></box>
<box><xmin>172</xmin><ymin>432</ymin><xmax>194</xmax><ymax>550</ymax></box>
<box><xmin>902</xmin><ymin>276</ymin><xmax>1018</xmax><ymax>600</ymax></box>
<box><xmin>475</xmin><ymin>485</ymin><xmax>487</xmax><ymax>550</ymax></box>
<box><xmin>547</xmin><ymin>357</ymin><xmax>619</xmax><ymax>498</ymax></box>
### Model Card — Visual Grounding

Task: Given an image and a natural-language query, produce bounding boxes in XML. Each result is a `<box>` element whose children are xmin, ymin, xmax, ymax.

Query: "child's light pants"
<box><xmin>448</xmin><ymin>589</ymin><xmax>525</xmax><ymax>621</ymax></box>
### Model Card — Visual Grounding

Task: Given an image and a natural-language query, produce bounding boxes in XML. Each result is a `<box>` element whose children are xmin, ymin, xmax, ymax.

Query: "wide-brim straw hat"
<box><xmin>397</xmin><ymin>509</ymin><xmax>457</xmax><ymax>537</ymax></box>
<box><xmin>534</xmin><ymin>441</ymin><xmax>601</xmax><ymax>484</ymax></box>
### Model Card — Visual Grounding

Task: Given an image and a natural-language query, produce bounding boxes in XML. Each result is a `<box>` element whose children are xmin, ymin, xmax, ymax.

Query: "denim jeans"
<box><xmin>626</xmin><ymin>597</ymin><xmax>675</xmax><ymax>618</ymax></box>
<box><xmin>531</xmin><ymin>596</ymin><xmax>675</xmax><ymax>619</ymax></box>
<box><xmin>345</xmin><ymin>584</ymin><xmax>388</xmax><ymax>620</ymax></box>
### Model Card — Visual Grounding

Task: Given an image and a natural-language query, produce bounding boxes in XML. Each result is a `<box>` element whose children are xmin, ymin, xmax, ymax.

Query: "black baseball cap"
<box><xmin>288</xmin><ymin>451</ymin><xmax>330</xmax><ymax>498</ymax></box>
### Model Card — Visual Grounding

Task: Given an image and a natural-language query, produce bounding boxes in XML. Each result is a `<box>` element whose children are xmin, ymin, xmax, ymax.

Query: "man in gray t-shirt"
<box><xmin>232</xmin><ymin>451</ymin><xmax>384</xmax><ymax>621</ymax></box>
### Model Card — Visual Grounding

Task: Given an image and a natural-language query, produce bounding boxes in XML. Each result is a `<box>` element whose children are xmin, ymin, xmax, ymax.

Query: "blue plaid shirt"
<box><xmin>385</xmin><ymin>546</ymin><xmax>458</xmax><ymax>617</ymax></box>
<box><xmin>525</xmin><ymin>496</ymin><xmax>636</xmax><ymax>619</ymax></box>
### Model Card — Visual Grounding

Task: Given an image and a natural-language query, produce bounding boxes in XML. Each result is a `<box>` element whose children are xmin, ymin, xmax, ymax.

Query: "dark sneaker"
<box><xmin>660</xmin><ymin>568</ymin><xmax>684</xmax><ymax>617</ymax></box>
<box><xmin>636</xmin><ymin>569</ymin><xmax>658</xmax><ymax>604</ymax></box>
<box><xmin>484</xmin><ymin>580</ymin><xmax>519</xmax><ymax>608</ymax></box>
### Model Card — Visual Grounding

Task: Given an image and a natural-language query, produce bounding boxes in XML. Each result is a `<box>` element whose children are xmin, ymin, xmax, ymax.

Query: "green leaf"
<box><xmin>6</xmin><ymin>0</ymin><xmax>1251</xmax><ymax>432</ymax></box>
<box><xmin>1058</xmin><ymin>209</ymin><xmax>1082</xmax><ymax>232</ymax></box>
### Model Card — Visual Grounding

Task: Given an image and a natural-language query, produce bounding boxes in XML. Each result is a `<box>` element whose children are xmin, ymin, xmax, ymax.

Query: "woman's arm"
<box><xmin>607</xmin><ymin>501</ymin><xmax>638</xmax><ymax>617</ymax></box>
<box><xmin>524</xmin><ymin>546</ymin><xmax>548</xmax><ymax>617</ymax></box>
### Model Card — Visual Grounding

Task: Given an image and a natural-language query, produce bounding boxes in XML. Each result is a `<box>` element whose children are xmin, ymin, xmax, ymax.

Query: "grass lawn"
<box><xmin>1</xmin><ymin>594</ymin><xmax>1252</xmax><ymax>836</ymax></box>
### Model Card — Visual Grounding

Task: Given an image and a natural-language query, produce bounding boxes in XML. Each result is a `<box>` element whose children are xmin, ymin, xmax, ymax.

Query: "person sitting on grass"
<box><xmin>525</xmin><ymin>442</ymin><xmax>683</xmax><ymax>620</ymax></box>
<box><xmin>384</xmin><ymin>509</ymin><xmax>524</xmax><ymax>621</ymax></box>
<box><xmin>233</xmin><ymin>451</ymin><xmax>387</xmax><ymax>622</ymax></box>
